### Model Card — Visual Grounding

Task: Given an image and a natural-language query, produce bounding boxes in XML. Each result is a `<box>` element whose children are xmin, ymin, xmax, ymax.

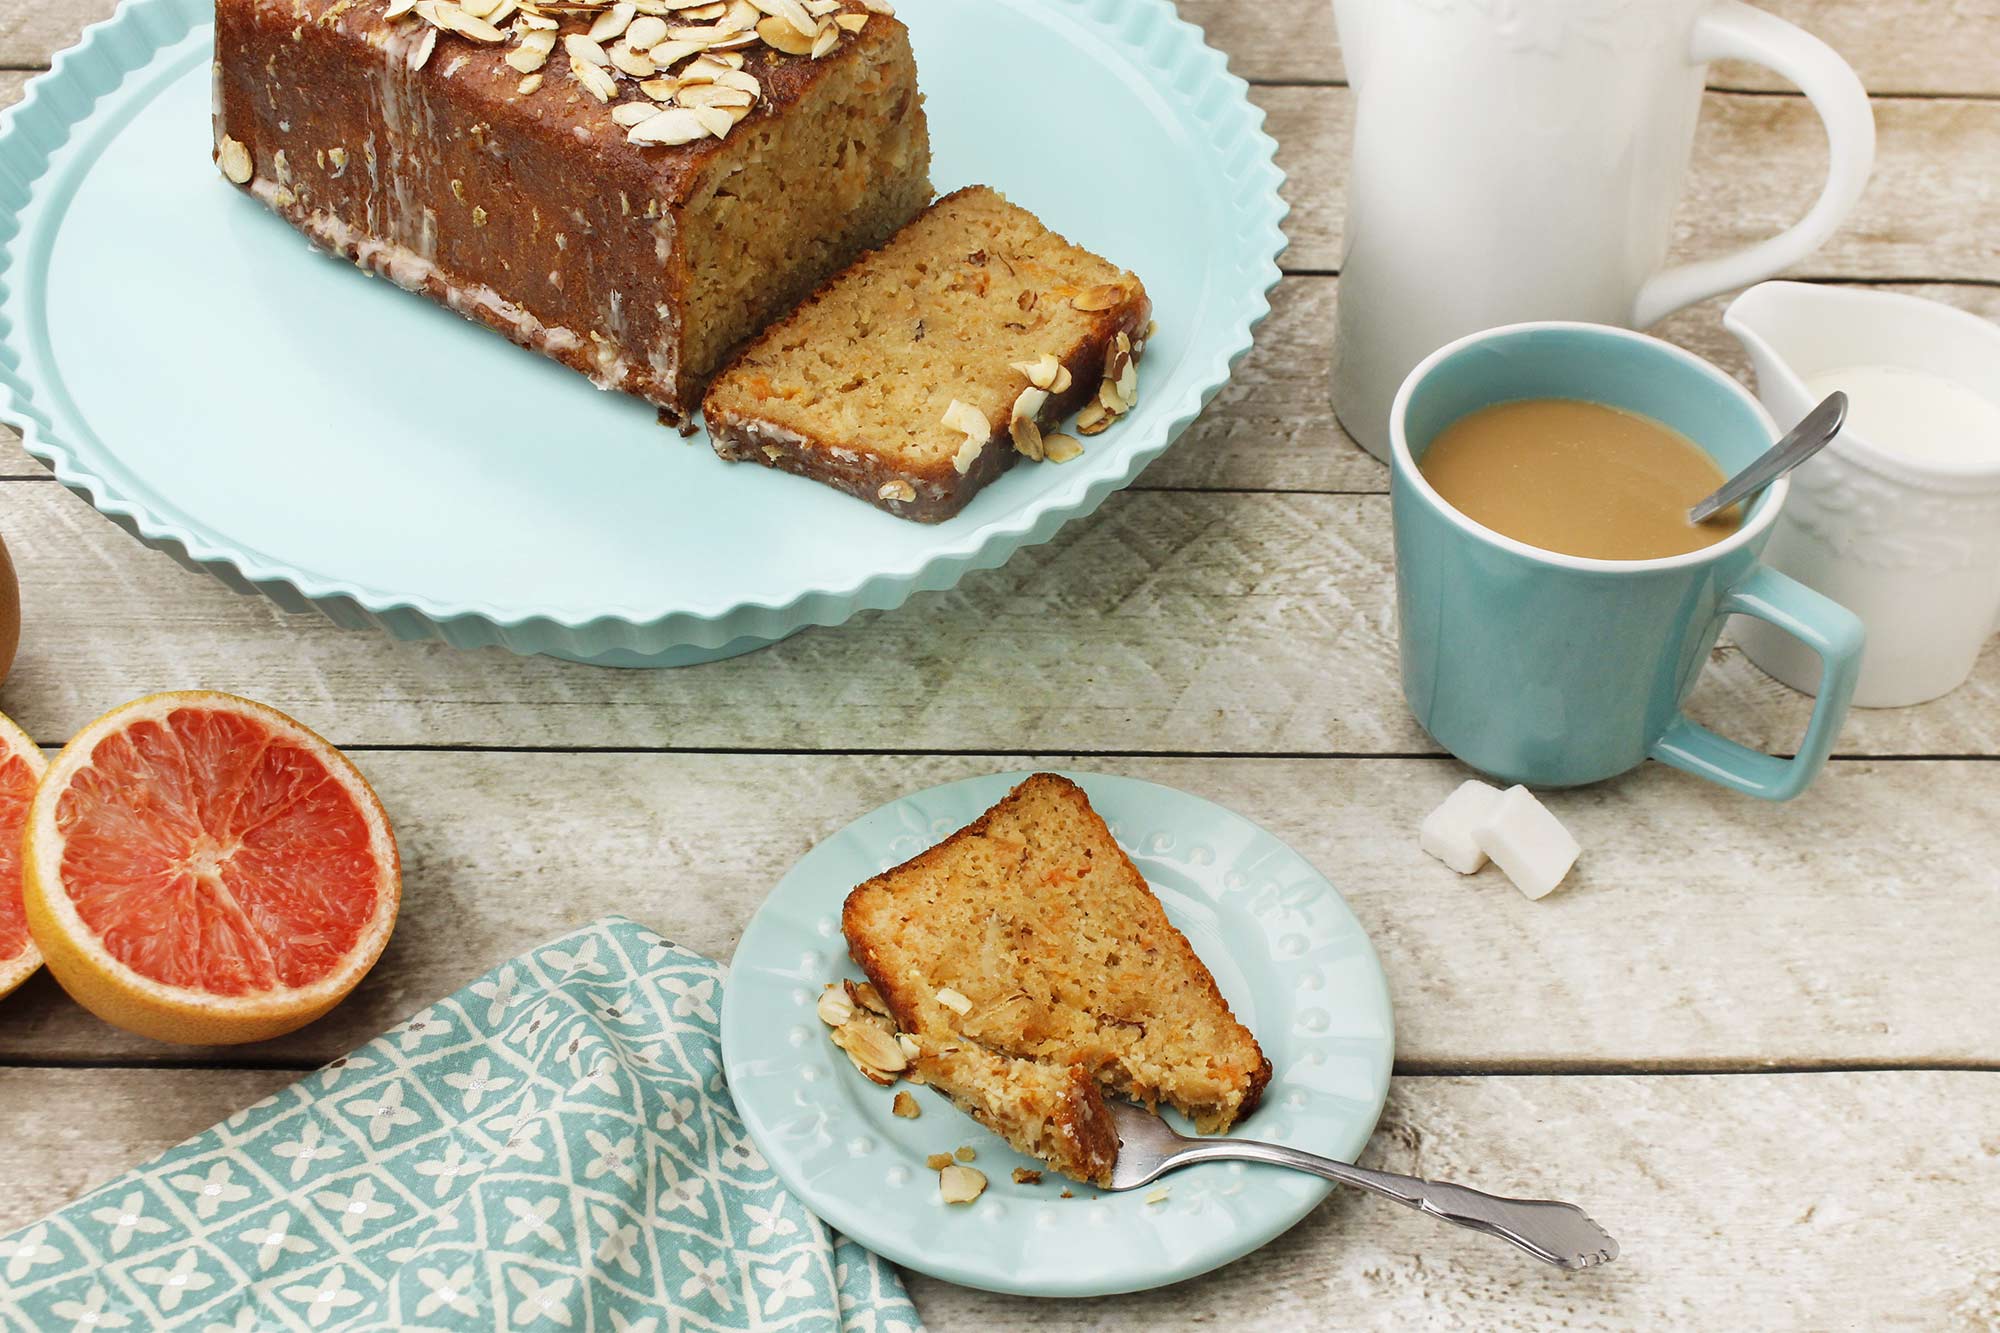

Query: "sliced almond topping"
<box><xmin>892</xmin><ymin>1091</ymin><xmax>921</xmax><ymax>1119</ymax></box>
<box><xmin>847</xmin><ymin>980</ymin><xmax>889</xmax><ymax>1015</ymax></box>
<box><xmin>1051</xmin><ymin>364</ymin><xmax>1074</xmax><ymax>393</ymax></box>
<box><xmin>515</xmin><ymin>10</ymin><xmax>557</xmax><ymax>27</ymax></box>
<box><xmin>720</xmin><ymin>0</ymin><xmax>761</xmax><ymax>29</ymax></box>
<box><xmin>803</xmin><ymin>0</ymin><xmax>841</xmax><ymax>13</ymax></box>
<box><xmin>218</xmin><ymin>136</ymin><xmax>254</xmax><ymax>184</ymax></box>
<box><xmin>897</xmin><ymin>1032</ymin><xmax>921</xmax><ymax>1060</ymax></box>
<box><xmin>712</xmin><ymin>67</ymin><xmax>759</xmax><ymax>95</ymax></box>
<box><xmin>678</xmin><ymin>82</ymin><xmax>753</xmax><ymax>107</ymax></box>
<box><xmin>748</xmin><ymin>0</ymin><xmax>816</xmax><ymax>36</ymax></box>
<box><xmin>934</xmin><ymin>986</ymin><xmax>973</xmax><ymax>1015</ymax></box>
<box><xmin>504</xmin><ymin>27</ymin><xmax>555</xmax><ymax>70</ymax></box>
<box><xmin>611</xmin><ymin>43</ymin><xmax>657</xmax><ymax>76</ymax></box>
<box><xmin>1074</xmin><ymin>399</ymin><xmax>1112</xmax><ymax>436</ymax></box>
<box><xmin>1072</xmin><ymin>283</ymin><xmax>1125</xmax><ymax>312</ymax></box>
<box><xmin>1043</xmin><ymin>433</ymin><xmax>1084</xmax><ymax>463</ymax></box>
<box><xmin>689</xmin><ymin>102</ymin><xmax>734</xmax><ymax>137</ymax></box>
<box><xmin>1098</xmin><ymin>376</ymin><xmax>1128</xmax><ymax>415</ymax></box>
<box><xmin>683</xmin><ymin>0</ymin><xmax>728</xmax><ymax>16</ymax></box>
<box><xmin>878</xmin><ymin>479</ymin><xmax>916</xmax><ymax>503</ymax></box>
<box><xmin>810</xmin><ymin>22</ymin><xmax>838</xmax><ymax>56</ymax></box>
<box><xmin>926</xmin><ymin>1152</ymin><xmax>954</xmax><ymax>1171</ymax></box>
<box><xmin>384</xmin><ymin>0</ymin><xmax>418</xmax><ymax>17</ymax></box>
<box><xmin>611</xmin><ymin>99</ymin><xmax>663</xmax><ymax>125</ymax></box>
<box><xmin>1010</xmin><ymin>386</ymin><xmax>1048</xmax><ymax>461</ymax></box>
<box><xmin>565</xmin><ymin>31</ymin><xmax>612</xmax><ymax>64</ymax></box>
<box><xmin>516</xmin><ymin>71</ymin><xmax>542</xmax><ymax>92</ymax></box>
<box><xmin>429</xmin><ymin>1</ymin><xmax>506</xmax><ymax>41</ymax></box>
<box><xmin>627</xmin><ymin>105</ymin><xmax>708</xmax><ymax>141</ymax></box>
<box><xmin>1012</xmin><ymin>353</ymin><xmax>1060</xmax><ymax>391</ymax></box>
<box><xmin>816</xmin><ymin>985</ymin><xmax>855</xmax><ymax>1026</ymax></box>
<box><xmin>640</xmin><ymin>76</ymin><xmax>681</xmax><ymax>100</ymax></box>
<box><xmin>1116</xmin><ymin>358</ymin><xmax>1138</xmax><ymax>409</ymax></box>
<box><xmin>838</xmin><ymin>1021</ymin><xmax>908</xmax><ymax>1073</ymax></box>
<box><xmin>588</xmin><ymin>0</ymin><xmax>637</xmax><ymax>40</ymax></box>
<box><xmin>572</xmin><ymin>53</ymin><xmax>619</xmax><ymax>100</ymax></box>
<box><xmin>649</xmin><ymin>37</ymin><xmax>704</xmax><ymax>65</ymax></box>
<box><xmin>486</xmin><ymin>0</ymin><xmax>517</xmax><ymax>21</ymax></box>
<box><xmin>941</xmin><ymin>399</ymin><xmax>988</xmax><ymax>475</ymax></box>
<box><xmin>622</xmin><ymin>13</ymin><xmax>668</xmax><ymax>46</ymax></box>
<box><xmin>939</xmin><ymin>1165</ymin><xmax>986</xmax><ymax>1204</ymax></box>
<box><xmin>459</xmin><ymin>0</ymin><xmax>500</xmax><ymax>17</ymax></box>
<box><xmin>834</xmin><ymin>10</ymin><xmax>866</xmax><ymax>30</ymax></box>
<box><xmin>409</xmin><ymin>25</ymin><xmax>438</xmax><ymax>66</ymax></box>
<box><xmin>754</xmin><ymin>14</ymin><xmax>813</xmax><ymax>52</ymax></box>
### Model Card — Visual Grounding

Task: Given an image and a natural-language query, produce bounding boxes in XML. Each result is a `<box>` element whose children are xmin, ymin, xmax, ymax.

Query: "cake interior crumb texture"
<box><xmin>704</xmin><ymin>186</ymin><xmax>1149</xmax><ymax>520</ymax></box>
<box><xmin>842</xmin><ymin>774</ymin><xmax>1270</xmax><ymax>1186</ymax></box>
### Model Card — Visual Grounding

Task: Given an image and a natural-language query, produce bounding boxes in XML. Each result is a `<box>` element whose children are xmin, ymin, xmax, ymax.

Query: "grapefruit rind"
<box><xmin>22</xmin><ymin>692</ymin><xmax>399</xmax><ymax>1045</ymax></box>
<box><xmin>0</xmin><ymin>708</ymin><xmax>46</xmax><ymax>1002</ymax></box>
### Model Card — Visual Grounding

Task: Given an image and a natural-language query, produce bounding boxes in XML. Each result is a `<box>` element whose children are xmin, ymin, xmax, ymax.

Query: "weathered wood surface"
<box><xmin>1251</xmin><ymin>86</ymin><xmax>2000</xmax><ymax>279</ymax></box>
<box><xmin>1176</xmin><ymin>0</ymin><xmax>2000</xmax><ymax>97</ymax></box>
<box><xmin>6</xmin><ymin>751</ymin><xmax>1999</xmax><ymax>1068</ymax></box>
<box><xmin>6</xmin><ymin>0</ymin><xmax>1998</xmax><ymax>97</ymax></box>
<box><xmin>6</xmin><ymin>1067</ymin><xmax>1997</xmax><ymax>1330</ymax></box>
<box><xmin>0</xmin><ymin>479</ymin><xmax>1994</xmax><ymax>756</ymax></box>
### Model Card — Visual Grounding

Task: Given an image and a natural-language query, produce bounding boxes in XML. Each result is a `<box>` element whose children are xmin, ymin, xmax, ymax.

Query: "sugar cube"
<box><xmin>1420</xmin><ymin>779</ymin><xmax>1503</xmax><ymax>874</ymax></box>
<box><xmin>1474</xmin><ymin>786</ymin><xmax>1580</xmax><ymax>900</ymax></box>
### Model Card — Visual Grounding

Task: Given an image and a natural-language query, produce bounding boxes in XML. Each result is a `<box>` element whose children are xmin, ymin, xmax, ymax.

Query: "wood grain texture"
<box><xmin>1179</xmin><ymin>0</ymin><xmax>2000</xmax><ymax>96</ymax></box>
<box><xmin>1258</xmin><ymin>86</ymin><xmax>2000</xmax><ymax>278</ymax></box>
<box><xmin>0</xmin><ymin>479</ymin><xmax>1994</xmax><ymax>756</ymax></box>
<box><xmin>4</xmin><ymin>1067</ymin><xmax>1995</xmax><ymax>1329</ymax></box>
<box><xmin>4</xmin><ymin>751</ymin><xmax>1997</xmax><ymax>1067</ymax></box>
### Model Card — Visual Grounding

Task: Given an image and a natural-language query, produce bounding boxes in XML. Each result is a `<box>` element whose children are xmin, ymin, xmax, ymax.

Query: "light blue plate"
<box><xmin>0</xmin><ymin>0</ymin><xmax>1285</xmax><ymax>665</ymax></box>
<box><xmin>719</xmin><ymin>772</ymin><xmax>1395</xmax><ymax>1297</ymax></box>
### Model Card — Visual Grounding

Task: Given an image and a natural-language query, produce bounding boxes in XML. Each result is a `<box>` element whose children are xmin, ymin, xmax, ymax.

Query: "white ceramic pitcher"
<box><xmin>1330</xmin><ymin>0</ymin><xmax>1876</xmax><ymax>461</ymax></box>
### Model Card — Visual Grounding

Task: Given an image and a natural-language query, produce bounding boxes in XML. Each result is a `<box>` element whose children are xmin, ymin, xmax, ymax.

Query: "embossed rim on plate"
<box><xmin>719</xmin><ymin>772</ymin><xmax>1396</xmax><ymax>1297</ymax></box>
<box><xmin>0</xmin><ymin>0</ymin><xmax>1287</xmax><ymax>664</ymax></box>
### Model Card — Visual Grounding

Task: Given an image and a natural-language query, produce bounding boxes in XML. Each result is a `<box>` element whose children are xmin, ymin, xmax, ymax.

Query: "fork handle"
<box><xmin>1166</xmin><ymin>1139</ymin><xmax>1618</xmax><ymax>1270</ymax></box>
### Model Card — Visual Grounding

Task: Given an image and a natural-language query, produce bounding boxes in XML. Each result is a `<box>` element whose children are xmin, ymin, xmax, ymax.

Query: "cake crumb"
<box><xmin>1144</xmin><ymin>1186</ymin><xmax>1171</xmax><ymax>1205</ymax></box>
<box><xmin>1012</xmin><ymin>1168</ymin><xmax>1042</xmax><ymax>1185</ymax></box>
<box><xmin>954</xmin><ymin>1146</ymin><xmax>976</xmax><ymax>1162</ymax></box>
<box><xmin>926</xmin><ymin>1153</ymin><xmax>954</xmax><ymax>1171</ymax></box>
<box><xmin>892</xmin><ymin>1091</ymin><xmax>920</xmax><ymax>1119</ymax></box>
<box><xmin>1059</xmin><ymin>1189</ymin><xmax>1074</xmax><ymax>1199</ymax></box>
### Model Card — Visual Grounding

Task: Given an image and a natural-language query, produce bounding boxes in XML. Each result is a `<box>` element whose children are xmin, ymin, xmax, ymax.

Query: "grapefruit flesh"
<box><xmin>25</xmin><ymin>693</ymin><xmax>399</xmax><ymax>1044</ymax></box>
<box><xmin>0</xmin><ymin>712</ymin><xmax>47</xmax><ymax>999</ymax></box>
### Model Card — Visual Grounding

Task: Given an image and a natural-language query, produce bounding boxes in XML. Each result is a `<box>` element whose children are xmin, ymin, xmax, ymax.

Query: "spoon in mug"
<box><xmin>1688</xmin><ymin>391</ymin><xmax>1847</xmax><ymax>525</ymax></box>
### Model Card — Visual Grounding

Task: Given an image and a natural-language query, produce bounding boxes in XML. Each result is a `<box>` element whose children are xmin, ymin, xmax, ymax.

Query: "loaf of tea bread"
<box><xmin>212</xmin><ymin>0</ymin><xmax>933</xmax><ymax>421</ymax></box>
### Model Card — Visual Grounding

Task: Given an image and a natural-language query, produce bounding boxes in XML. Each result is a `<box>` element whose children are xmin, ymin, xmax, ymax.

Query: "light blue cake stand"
<box><xmin>0</xmin><ymin>0</ymin><xmax>1285</xmax><ymax>665</ymax></box>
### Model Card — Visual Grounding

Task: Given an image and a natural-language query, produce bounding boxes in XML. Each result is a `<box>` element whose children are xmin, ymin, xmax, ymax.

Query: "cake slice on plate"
<box><xmin>704</xmin><ymin>187</ymin><xmax>1151</xmax><ymax>521</ymax></box>
<box><xmin>841</xmin><ymin>774</ymin><xmax>1269</xmax><ymax>1186</ymax></box>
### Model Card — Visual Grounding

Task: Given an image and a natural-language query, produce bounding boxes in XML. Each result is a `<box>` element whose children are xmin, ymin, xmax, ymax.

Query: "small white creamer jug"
<box><xmin>1330</xmin><ymin>0</ymin><xmax>1876</xmax><ymax>460</ymax></box>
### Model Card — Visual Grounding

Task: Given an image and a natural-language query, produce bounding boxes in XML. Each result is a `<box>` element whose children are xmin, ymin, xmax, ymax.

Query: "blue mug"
<box><xmin>1389</xmin><ymin>323</ymin><xmax>1863</xmax><ymax>799</ymax></box>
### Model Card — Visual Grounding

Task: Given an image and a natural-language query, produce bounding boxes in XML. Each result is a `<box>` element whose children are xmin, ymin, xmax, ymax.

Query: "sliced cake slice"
<box><xmin>703</xmin><ymin>186</ymin><xmax>1151</xmax><ymax>522</ymax></box>
<box><xmin>841</xmin><ymin>774</ymin><xmax>1270</xmax><ymax>1186</ymax></box>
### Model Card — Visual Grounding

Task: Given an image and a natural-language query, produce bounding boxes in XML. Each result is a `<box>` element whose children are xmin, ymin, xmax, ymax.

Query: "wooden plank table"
<box><xmin>3</xmin><ymin>1</ymin><xmax>1998</xmax><ymax>1326</ymax></box>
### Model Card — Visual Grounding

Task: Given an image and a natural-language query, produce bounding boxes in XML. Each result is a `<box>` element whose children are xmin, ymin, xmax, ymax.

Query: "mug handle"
<box><xmin>1630</xmin><ymin>0</ymin><xmax>1875</xmax><ymax>328</ymax></box>
<box><xmin>1649</xmin><ymin>566</ymin><xmax>1864</xmax><ymax>801</ymax></box>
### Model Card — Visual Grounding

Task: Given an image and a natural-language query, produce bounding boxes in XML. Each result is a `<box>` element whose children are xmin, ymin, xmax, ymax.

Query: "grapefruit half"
<box><xmin>23</xmin><ymin>692</ymin><xmax>399</xmax><ymax>1044</ymax></box>
<box><xmin>0</xmin><ymin>710</ymin><xmax>48</xmax><ymax>1001</ymax></box>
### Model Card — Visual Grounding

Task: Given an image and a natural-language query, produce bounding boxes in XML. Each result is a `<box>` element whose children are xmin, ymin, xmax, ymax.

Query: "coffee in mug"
<box><xmin>1417</xmin><ymin>399</ymin><xmax>1741</xmax><ymax>560</ymax></box>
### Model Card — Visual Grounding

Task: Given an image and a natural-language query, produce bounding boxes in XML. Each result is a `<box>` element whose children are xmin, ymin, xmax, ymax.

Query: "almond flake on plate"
<box><xmin>1043</xmin><ymin>432</ymin><xmax>1084</xmax><ymax>463</ymax></box>
<box><xmin>939</xmin><ymin>1165</ymin><xmax>987</xmax><ymax>1204</ymax></box>
<box><xmin>816</xmin><ymin>985</ymin><xmax>855</xmax><ymax>1025</ymax></box>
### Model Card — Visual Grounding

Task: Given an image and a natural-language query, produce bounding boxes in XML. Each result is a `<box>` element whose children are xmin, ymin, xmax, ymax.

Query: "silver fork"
<box><xmin>1105</xmin><ymin>1101</ymin><xmax>1619</xmax><ymax>1271</ymax></box>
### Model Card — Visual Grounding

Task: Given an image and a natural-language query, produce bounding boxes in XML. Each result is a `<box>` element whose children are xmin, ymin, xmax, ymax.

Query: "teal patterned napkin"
<box><xmin>0</xmin><ymin>918</ymin><xmax>922</xmax><ymax>1332</ymax></box>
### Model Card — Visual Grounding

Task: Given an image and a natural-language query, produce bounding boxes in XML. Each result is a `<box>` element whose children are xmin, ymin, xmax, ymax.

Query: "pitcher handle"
<box><xmin>1631</xmin><ymin>0</ymin><xmax>1875</xmax><ymax>328</ymax></box>
<box><xmin>1649</xmin><ymin>566</ymin><xmax>1863</xmax><ymax>801</ymax></box>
